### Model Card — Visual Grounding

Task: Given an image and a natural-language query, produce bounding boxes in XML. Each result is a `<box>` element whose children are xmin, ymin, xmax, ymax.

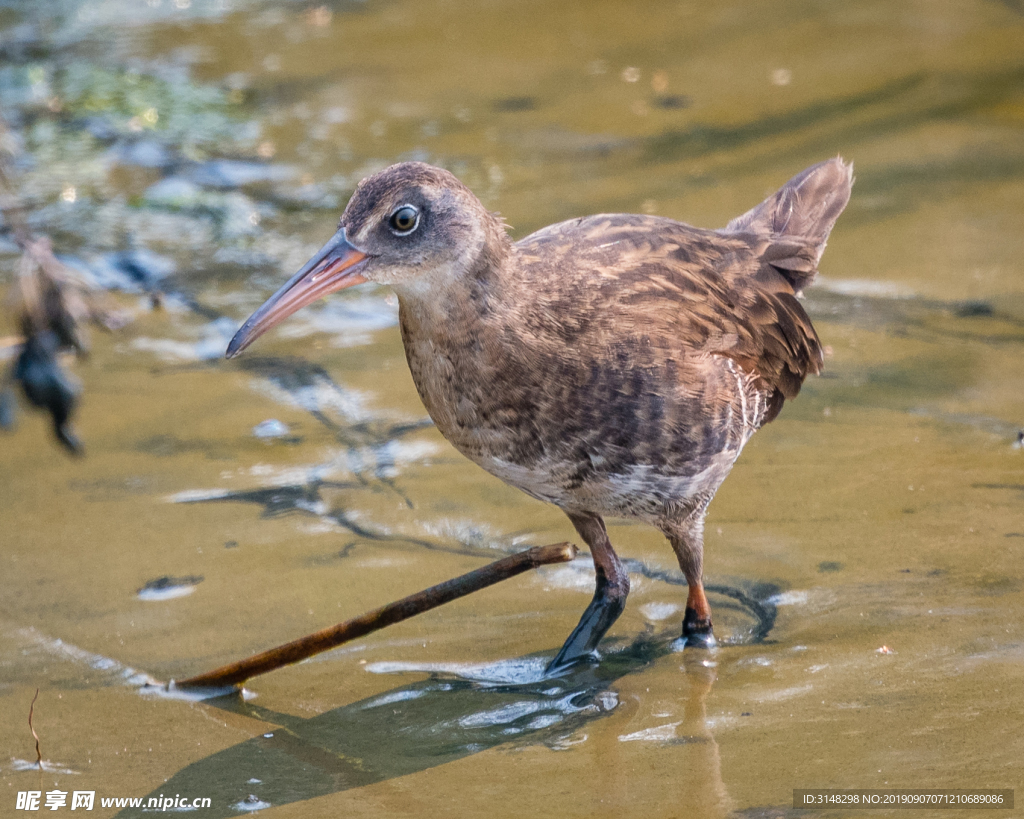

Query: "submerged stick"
<box><xmin>172</xmin><ymin>542</ymin><xmax>577</xmax><ymax>690</ymax></box>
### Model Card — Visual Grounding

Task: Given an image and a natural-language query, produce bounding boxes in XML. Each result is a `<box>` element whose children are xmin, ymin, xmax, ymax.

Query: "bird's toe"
<box><xmin>682</xmin><ymin>606</ymin><xmax>716</xmax><ymax>649</ymax></box>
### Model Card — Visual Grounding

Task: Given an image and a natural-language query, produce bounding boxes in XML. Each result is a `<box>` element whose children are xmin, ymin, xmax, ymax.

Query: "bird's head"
<box><xmin>226</xmin><ymin>161</ymin><xmax>506</xmax><ymax>358</ymax></box>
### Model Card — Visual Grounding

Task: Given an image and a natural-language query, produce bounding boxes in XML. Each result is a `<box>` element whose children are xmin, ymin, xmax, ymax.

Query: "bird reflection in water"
<box><xmin>121</xmin><ymin>636</ymin><xmax>744</xmax><ymax>818</ymax></box>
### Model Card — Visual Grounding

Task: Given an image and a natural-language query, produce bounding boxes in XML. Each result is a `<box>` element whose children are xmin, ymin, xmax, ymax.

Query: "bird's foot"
<box><xmin>544</xmin><ymin>570</ymin><xmax>628</xmax><ymax>676</ymax></box>
<box><xmin>681</xmin><ymin>606</ymin><xmax>716</xmax><ymax>649</ymax></box>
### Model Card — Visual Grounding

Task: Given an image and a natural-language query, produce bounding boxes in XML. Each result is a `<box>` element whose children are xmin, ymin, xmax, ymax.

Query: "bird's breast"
<box><xmin>399</xmin><ymin>308</ymin><xmax>540</xmax><ymax>464</ymax></box>
<box><xmin>397</xmin><ymin>294</ymin><xmax>762</xmax><ymax>517</ymax></box>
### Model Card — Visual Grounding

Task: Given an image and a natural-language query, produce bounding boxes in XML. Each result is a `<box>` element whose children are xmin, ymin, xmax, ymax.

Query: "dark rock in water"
<box><xmin>109</xmin><ymin>139</ymin><xmax>176</xmax><ymax>170</ymax></box>
<box><xmin>654</xmin><ymin>94</ymin><xmax>692</xmax><ymax>109</ymax></box>
<box><xmin>82</xmin><ymin>115</ymin><xmax>120</xmax><ymax>142</ymax></box>
<box><xmin>183</xmin><ymin>159</ymin><xmax>294</xmax><ymax>189</ymax></box>
<box><xmin>268</xmin><ymin>181</ymin><xmax>339</xmax><ymax>210</ymax></box>
<box><xmin>493</xmin><ymin>96</ymin><xmax>537</xmax><ymax>112</ymax></box>
<box><xmin>107</xmin><ymin>249</ymin><xmax>176</xmax><ymax>289</ymax></box>
<box><xmin>0</xmin><ymin>23</ymin><xmax>46</xmax><ymax>62</ymax></box>
<box><xmin>137</xmin><ymin>575</ymin><xmax>204</xmax><ymax>601</ymax></box>
<box><xmin>14</xmin><ymin>331</ymin><xmax>82</xmax><ymax>455</ymax></box>
<box><xmin>954</xmin><ymin>300</ymin><xmax>995</xmax><ymax>318</ymax></box>
<box><xmin>187</xmin><ymin>482</ymin><xmax>329</xmax><ymax>519</ymax></box>
<box><xmin>63</xmin><ymin>249</ymin><xmax>176</xmax><ymax>293</ymax></box>
<box><xmin>142</xmin><ymin>176</ymin><xmax>203</xmax><ymax>207</ymax></box>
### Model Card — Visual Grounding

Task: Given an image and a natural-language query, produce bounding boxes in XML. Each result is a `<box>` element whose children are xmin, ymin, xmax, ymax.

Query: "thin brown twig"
<box><xmin>171</xmin><ymin>541</ymin><xmax>578</xmax><ymax>690</ymax></box>
<box><xmin>28</xmin><ymin>688</ymin><xmax>42</xmax><ymax>771</ymax></box>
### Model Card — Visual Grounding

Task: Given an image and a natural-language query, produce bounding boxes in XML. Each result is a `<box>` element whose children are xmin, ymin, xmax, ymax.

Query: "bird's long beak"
<box><xmin>226</xmin><ymin>228</ymin><xmax>369</xmax><ymax>358</ymax></box>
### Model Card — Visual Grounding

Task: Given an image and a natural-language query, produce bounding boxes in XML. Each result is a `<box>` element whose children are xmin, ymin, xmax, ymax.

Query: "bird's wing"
<box><xmin>511</xmin><ymin>214</ymin><xmax>822</xmax><ymax>405</ymax></box>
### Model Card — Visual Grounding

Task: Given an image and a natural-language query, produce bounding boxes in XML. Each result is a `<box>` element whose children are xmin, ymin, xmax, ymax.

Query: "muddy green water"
<box><xmin>1</xmin><ymin>1</ymin><xmax>1023</xmax><ymax>817</ymax></box>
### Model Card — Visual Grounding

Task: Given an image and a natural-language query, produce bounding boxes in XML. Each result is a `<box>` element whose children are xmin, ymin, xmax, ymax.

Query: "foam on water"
<box><xmin>142</xmin><ymin>681</ymin><xmax>253</xmax><ymax>703</ymax></box>
<box><xmin>365</xmin><ymin>656</ymin><xmax>550</xmax><ymax>685</ymax></box>
<box><xmin>10</xmin><ymin>759</ymin><xmax>81</xmax><ymax>774</ymax></box>
<box><xmin>618</xmin><ymin>722</ymin><xmax>682</xmax><ymax>743</ymax></box>
<box><xmin>12</xmin><ymin>627</ymin><xmax>159</xmax><ymax>688</ymax></box>
<box><xmin>232</xmin><ymin>796</ymin><xmax>272</xmax><ymax>812</ymax></box>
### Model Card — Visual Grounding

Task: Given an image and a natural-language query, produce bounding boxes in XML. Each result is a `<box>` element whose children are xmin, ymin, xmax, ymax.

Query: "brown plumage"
<box><xmin>227</xmin><ymin>158</ymin><xmax>853</xmax><ymax>672</ymax></box>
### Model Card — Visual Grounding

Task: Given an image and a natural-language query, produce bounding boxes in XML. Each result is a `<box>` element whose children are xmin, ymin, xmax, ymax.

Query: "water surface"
<box><xmin>1</xmin><ymin>1</ymin><xmax>1022</xmax><ymax>816</ymax></box>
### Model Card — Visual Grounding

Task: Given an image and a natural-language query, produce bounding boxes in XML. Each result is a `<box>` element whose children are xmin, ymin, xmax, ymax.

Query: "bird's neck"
<box><xmin>392</xmin><ymin>227</ymin><xmax>512</xmax><ymax>339</ymax></box>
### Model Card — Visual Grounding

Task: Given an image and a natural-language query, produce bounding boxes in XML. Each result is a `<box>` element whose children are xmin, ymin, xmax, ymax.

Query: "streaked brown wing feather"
<box><xmin>511</xmin><ymin>215</ymin><xmax>822</xmax><ymax>404</ymax></box>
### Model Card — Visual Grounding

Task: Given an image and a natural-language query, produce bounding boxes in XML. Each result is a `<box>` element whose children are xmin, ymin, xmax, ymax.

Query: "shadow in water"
<box><xmin>116</xmin><ymin>637</ymin><xmax>743</xmax><ymax>817</ymax></box>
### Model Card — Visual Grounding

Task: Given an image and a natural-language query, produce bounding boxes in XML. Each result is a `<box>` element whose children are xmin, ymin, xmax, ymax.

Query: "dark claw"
<box><xmin>545</xmin><ymin>578</ymin><xmax>628</xmax><ymax>674</ymax></box>
<box><xmin>682</xmin><ymin>606</ymin><xmax>716</xmax><ymax>649</ymax></box>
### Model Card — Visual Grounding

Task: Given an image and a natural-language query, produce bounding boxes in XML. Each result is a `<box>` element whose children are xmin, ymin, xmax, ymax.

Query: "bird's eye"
<box><xmin>389</xmin><ymin>205</ymin><xmax>420</xmax><ymax>234</ymax></box>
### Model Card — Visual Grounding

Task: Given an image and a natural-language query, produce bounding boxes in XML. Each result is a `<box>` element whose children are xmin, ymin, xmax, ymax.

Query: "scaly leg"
<box><xmin>546</xmin><ymin>511</ymin><xmax>630</xmax><ymax>673</ymax></box>
<box><xmin>667</xmin><ymin>508</ymin><xmax>716</xmax><ymax>648</ymax></box>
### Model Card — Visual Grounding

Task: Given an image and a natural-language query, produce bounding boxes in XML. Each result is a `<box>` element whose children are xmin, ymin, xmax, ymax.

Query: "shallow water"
<box><xmin>1</xmin><ymin>1</ymin><xmax>1022</xmax><ymax>816</ymax></box>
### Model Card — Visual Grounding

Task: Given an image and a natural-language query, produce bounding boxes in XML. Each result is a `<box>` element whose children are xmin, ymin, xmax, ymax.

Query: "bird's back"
<box><xmin>507</xmin><ymin>158</ymin><xmax>853</xmax><ymax>411</ymax></box>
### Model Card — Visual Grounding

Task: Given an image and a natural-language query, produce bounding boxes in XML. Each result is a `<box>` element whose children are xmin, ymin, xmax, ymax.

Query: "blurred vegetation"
<box><xmin>0</xmin><ymin>3</ymin><xmax>276</xmax><ymax>453</ymax></box>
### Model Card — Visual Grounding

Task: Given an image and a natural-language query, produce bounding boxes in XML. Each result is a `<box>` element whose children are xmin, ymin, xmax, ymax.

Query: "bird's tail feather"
<box><xmin>723</xmin><ymin>157</ymin><xmax>853</xmax><ymax>293</ymax></box>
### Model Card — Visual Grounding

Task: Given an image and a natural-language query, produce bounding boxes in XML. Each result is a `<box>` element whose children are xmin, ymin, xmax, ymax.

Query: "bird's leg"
<box><xmin>546</xmin><ymin>512</ymin><xmax>629</xmax><ymax>673</ymax></box>
<box><xmin>668</xmin><ymin>512</ymin><xmax>716</xmax><ymax>649</ymax></box>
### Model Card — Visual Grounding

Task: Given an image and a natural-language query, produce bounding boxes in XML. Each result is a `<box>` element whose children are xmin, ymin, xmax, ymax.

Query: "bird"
<box><xmin>227</xmin><ymin>158</ymin><xmax>852</xmax><ymax>672</ymax></box>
